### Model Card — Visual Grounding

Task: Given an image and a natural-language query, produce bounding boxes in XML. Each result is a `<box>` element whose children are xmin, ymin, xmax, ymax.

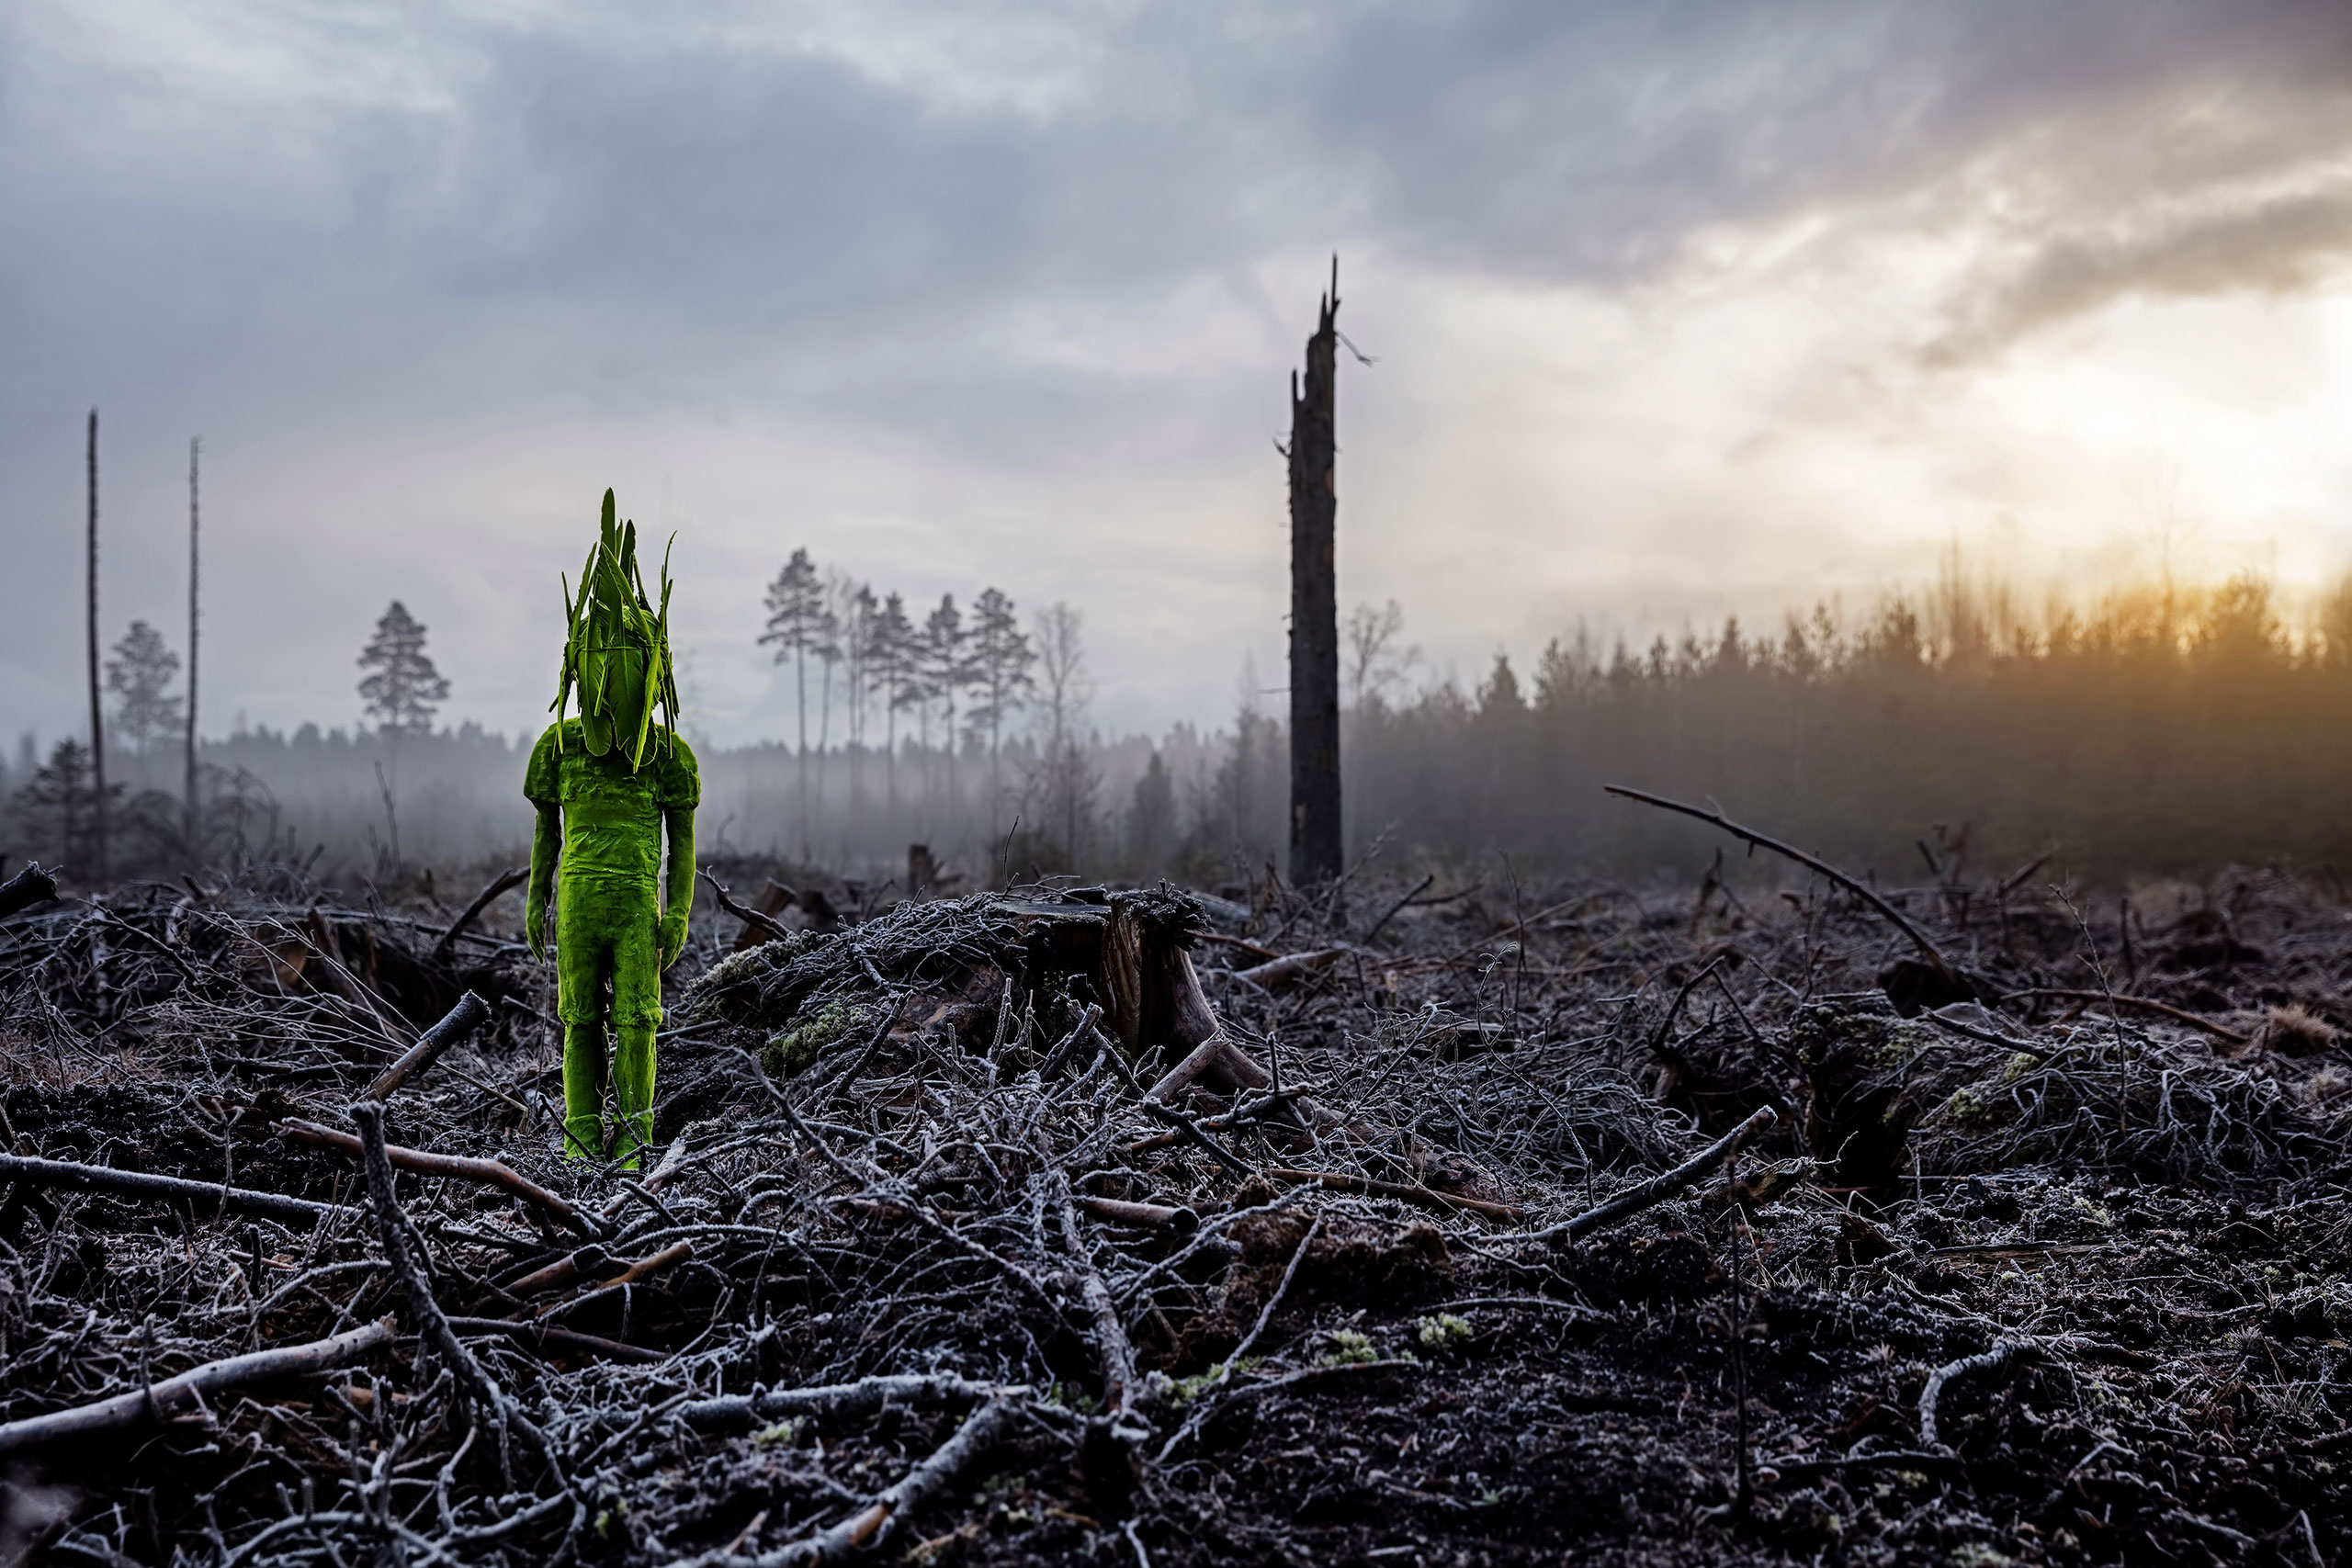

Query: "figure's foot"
<box><xmin>561</xmin><ymin>1115</ymin><xmax>606</xmax><ymax>1162</ymax></box>
<box><xmin>613</xmin><ymin>1111</ymin><xmax>655</xmax><ymax>1172</ymax></box>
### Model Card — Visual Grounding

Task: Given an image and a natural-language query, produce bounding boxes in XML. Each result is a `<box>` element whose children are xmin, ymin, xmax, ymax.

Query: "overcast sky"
<box><xmin>6</xmin><ymin>0</ymin><xmax>2352</xmax><ymax>750</ymax></box>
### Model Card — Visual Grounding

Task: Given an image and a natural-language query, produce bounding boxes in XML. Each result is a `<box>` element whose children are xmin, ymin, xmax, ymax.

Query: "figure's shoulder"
<box><xmin>655</xmin><ymin>728</ymin><xmax>701</xmax><ymax>804</ymax></box>
<box><xmin>524</xmin><ymin>718</ymin><xmax>582</xmax><ymax>800</ymax></box>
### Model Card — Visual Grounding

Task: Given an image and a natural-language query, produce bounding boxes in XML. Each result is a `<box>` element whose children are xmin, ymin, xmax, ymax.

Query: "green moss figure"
<box><xmin>525</xmin><ymin>491</ymin><xmax>696</xmax><ymax>1169</ymax></box>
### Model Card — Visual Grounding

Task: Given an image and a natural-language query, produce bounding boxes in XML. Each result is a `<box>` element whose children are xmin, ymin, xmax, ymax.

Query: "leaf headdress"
<box><xmin>551</xmin><ymin>489</ymin><xmax>680</xmax><ymax>770</ymax></box>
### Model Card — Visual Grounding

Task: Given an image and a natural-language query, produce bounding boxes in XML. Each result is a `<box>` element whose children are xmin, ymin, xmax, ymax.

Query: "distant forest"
<box><xmin>10</xmin><ymin>560</ymin><xmax>2352</xmax><ymax>893</ymax></box>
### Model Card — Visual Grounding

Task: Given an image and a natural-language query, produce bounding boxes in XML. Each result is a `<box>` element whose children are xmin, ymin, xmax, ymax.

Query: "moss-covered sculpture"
<box><xmin>525</xmin><ymin>491</ymin><xmax>697</xmax><ymax>1168</ymax></box>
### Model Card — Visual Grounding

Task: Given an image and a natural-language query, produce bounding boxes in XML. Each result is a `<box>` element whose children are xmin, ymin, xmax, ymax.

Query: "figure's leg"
<box><xmin>555</xmin><ymin>889</ymin><xmax>616</xmax><ymax>1160</ymax></box>
<box><xmin>610</xmin><ymin>891</ymin><xmax>665</xmax><ymax>1170</ymax></box>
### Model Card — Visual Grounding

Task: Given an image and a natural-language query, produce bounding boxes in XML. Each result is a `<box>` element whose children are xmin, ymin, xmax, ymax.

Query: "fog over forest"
<box><xmin>14</xmin><ymin>550</ymin><xmax>2352</xmax><ymax>895</ymax></box>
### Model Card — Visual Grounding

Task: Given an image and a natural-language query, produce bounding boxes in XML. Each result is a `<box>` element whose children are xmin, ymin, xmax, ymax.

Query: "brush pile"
<box><xmin>3</xmin><ymin>848</ymin><xmax>2350</xmax><ymax>1566</ymax></box>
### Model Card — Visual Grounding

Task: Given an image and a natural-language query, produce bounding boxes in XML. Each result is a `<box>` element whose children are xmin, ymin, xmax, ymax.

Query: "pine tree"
<box><xmin>760</xmin><ymin>548</ymin><xmax>831</xmax><ymax>854</ymax></box>
<box><xmin>8</xmin><ymin>739</ymin><xmax>119</xmax><ymax>880</ymax></box>
<box><xmin>922</xmin><ymin>595</ymin><xmax>968</xmax><ymax>823</ymax></box>
<box><xmin>106</xmin><ymin>620</ymin><xmax>184</xmax><ymax>757</ymax></box>
<box><xmin>356</xmin><ymin>602</ymin><xmax>450</xmax><ymax>735</ymax></box>
<box><xmin>865</xmin><ymin>592</ymin><xmax>919</xmax><ymax>819</ymax></box>
<box><xmin>965</xmin><ymin>587</ymin><xmax>1035</xmax><ymax>837</ymax></box>
<box><xmin>1128</xmin><ymin>750</ymin><xmax>1175</xmax><ymax>876</ymax></box>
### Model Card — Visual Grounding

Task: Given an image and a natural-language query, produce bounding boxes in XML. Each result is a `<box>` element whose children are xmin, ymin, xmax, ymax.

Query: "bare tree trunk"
<box><xmin>1287</xmin><ymin>261</ymin><xmax>1342</xmax><ymax>886</ymax></box>
<box><xmin>186</xmin><ymin>435</ymin><xmax>200</xmax><ymax>853</ymax></box>
<box><xmin>86</xmin><ymin>409</ymin><xmax>109</xmax><ymax>885</ymax></box>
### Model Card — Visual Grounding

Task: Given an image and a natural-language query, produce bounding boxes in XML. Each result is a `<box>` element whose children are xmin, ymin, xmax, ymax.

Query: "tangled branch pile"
<box><xmin>3</xmin><ymin>852</ymin><xmax>2350</xmax><ymax>1565</ymax></box>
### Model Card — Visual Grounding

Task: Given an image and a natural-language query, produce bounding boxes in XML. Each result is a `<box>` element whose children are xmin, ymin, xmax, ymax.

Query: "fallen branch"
<box><xmin>352</xmin><ymin>1100</ymin><xmax>560</xmax><ymax>1486</ymax></box>
<box><xmin>1361</xmin><ymin>873</ymin><xmax>1438</xmax><ymax>945</ymax></box>
<box><xmin>444</xmin><ymin>1315</ymin><xmax>666</xmax><ymax>1365</ymax></box>
<box><xmin>1526</xmin><ymin>1104</ymin><xmax>1779</xmax><ymax>1241</ymax></box>
<box><xmin>718</xmin><ymin>1394</ymin><xmax>1023</xmax><ymax>1566</ymax></box>
<box><xmin>681</xmin><ymin>1374</ymin><xmax>1011</xmax><ymax>1434</ymax></box>
<box><xmin>1920</xmin><ymin>1338</ymin><xmax>2034</xmax><ymax>1450</ymax></box>
<box><xmin>700</xmin><ymin>866</ymin><xmax>792</xmax><ymax>945</ymax></box>
<box><xmin>536</xmin><ymin>1240</ymin><xmax>694</xmax><ymax>1320</ymax></box>
<box><xmin>1234</xmin><ymin>946</ymin><xmax>1352</xmax><ymax>991</ymax></box>
<box><xmin>280</xmin><ymin>1119</ymin><xmax>600</xmax><ymax>1240</ymax></box>
<box><xmin>430</xmin><ymin>867</ymin><xmax>526</xmax><ymax>964</ymax></box>
<box><xmin>1261</xmin><ymin>1168</ymin><xmax>1522</xmax><ymax>1222</ymax></box>
<box><xmin>1159</xmin><ymin>1212</ymin><xmax>1322</xmax><ymax>1461</ymax></box>
<box><xmin>2005</xmin><ymin>987</ymin><xmax>2248</xmax><ymax>1043</ymax></box>
<box><xmin>1053</xmin><ymin>1172</ymin><xmax>1138</xmax><ymax>1413</ymax></box>
<box><xmin>1076</xmin><ymin>1194</ymin><xmax>1199</xmax><ymax>1235</ymax></box>
<box><xmin>0</xmin><ymin>1317</ymin><xmax>392</xmax><ymax>1458</ymax></box>
<box><xmin>0</xmin><ymin>1153</ymin><xmax>334</xmax><ymax>1228</ymax></box>
<box><xmin>361</xmin><ymin>990</ymin><xmax>492</xmax><ymax>1102</ymax></box>
<box><xmin>1605</xmin><ymin>785</ymin><xmax>1957</xmax><ymax>982</ymax></box>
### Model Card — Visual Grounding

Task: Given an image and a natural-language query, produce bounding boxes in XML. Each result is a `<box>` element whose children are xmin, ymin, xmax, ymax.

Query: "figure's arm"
<box><xmin>661</xmin><ymin>807</ymin><xmax>695</xmax><ymax>969</ymax></box>
<box><xmin>526</xmin><ymin>805</ymin><xmax>560</xmax><ymax>962</ymax></box>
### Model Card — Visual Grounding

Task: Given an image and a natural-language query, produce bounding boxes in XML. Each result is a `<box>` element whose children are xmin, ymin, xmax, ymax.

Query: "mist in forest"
<box><xmin>14</xmin><ymin>552</ymin><xmax>2352</xmax><ymax>897</ymax></box>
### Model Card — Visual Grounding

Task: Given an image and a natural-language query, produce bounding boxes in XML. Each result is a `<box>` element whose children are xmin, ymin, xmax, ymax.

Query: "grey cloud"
<box><xmin>1930</xmin><ymin>182</ymin><xmax>2352</xmax><ymax>366</ymax></box>
<box><xmin>6</xmin><ymin>0</ymin><xmax>2352</xmax><ymax>741</ymax></box>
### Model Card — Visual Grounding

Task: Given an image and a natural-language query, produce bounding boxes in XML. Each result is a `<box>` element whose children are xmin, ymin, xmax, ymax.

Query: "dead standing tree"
<box><xmin>1288</xmin><ymin>260</ymin><xmax>1343</xmax><ymax>886</ymax></box>
<box><xmin>186</xmin><ymin>434</ymin><xmax>201</xmax><ymax>849</ymax></box>
<box><xmin>85</xmin><ymin>408</ymin><xmax>109</xmax><ymax>884</ymax></box>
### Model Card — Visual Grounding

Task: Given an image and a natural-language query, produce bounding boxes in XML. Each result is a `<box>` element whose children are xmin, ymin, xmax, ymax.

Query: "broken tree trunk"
<box><xmin>1288</xmin><ymin>260</ymin><xmax>1343</xmax><ymax>886</ymax></box>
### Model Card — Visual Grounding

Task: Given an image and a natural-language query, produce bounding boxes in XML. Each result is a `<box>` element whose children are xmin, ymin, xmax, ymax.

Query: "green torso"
<box><xmin>526</xmin><ymin>718</ymin><xmax>699</xmax><ymax>881</ymax></box>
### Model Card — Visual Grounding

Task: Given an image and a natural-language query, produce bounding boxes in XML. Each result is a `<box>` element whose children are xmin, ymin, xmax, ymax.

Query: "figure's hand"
<box><xmin>660</xmin><ymin>912</ymin><xmax>687</xmax><ymax>971</ymax></box>
<box><xmin>526</xmin><ymin>893</ymin><xmax>548</xmax><ymax>963</ymax></box>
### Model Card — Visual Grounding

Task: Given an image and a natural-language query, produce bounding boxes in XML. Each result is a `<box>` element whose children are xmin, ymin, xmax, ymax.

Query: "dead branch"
<box><xmin>361</xmin><ymin>989</ymin><xmax>491</xmax><ymax>1101</ymax></box>
<box><xmin>725</xmin><ymin>1394</ymin><xmax>1023</xmax><ymax>1566</ymax></box>
<box><xmin>280</xmin><ymin>1118</ymin><xmax>601</xmax><ymax>1240</ymax></box>
<box><xmin>701</xmin><ymin>866</ymin><xmax>792</xmax><ymax>945</ymax></box>
<box><xmin>444</xmin><ymin>1315</ymin><xmax>667</xmax><ymax>1365</ymax></box>
<box><xmin>1053</xmin><ymin>1171</ymin><xmax>1137</xmax><ymax>1413</ymax></box>
<box><xmin>1605</xmin><ymin>784</ymin><xmax>1957</xmax><ymax>981</ymax></box>
<box><xmin>429</xmin><ymin>866</ymin><xmax>526</xmax><ymax>964</ymax></box>
<box><xmin>1919</xmin><ymin>1337</ymin><xmax>2034</xmax><ymax>1449</ymax></box>
<box><xmin>681</xmin><ymin>1374</ymin><xmax>1012</xmax><ymax>1435</ymax></box>
<box><xmin>1076</xmin><ymin>1194</ymin><xmax>1199</xmax><ymax>1235</ymax></box>
<box><xmin>1527</xmin><ymin>1104</ymin><xmax>1779</xmax><ymax>1241</ymax></box>
<box><xmin>352</xmin><ymin>1100</ymin><xmax>559</xmax><ymax>1485</ymax></box>
<box><xmin>1259</xmin><ymin>1167</ymin><xmax>1521</xmax><ymax>1222</ymax></box>
<box><xmin>0</xmin><ymin>1317</ymin><xmax>393</xmax><ymax>1458</ymax></box>
<box><xmin>1234</xmin><ymin>946</ymin><xmax>1352</xmax><ymax>991</ymax></box>
<box><xmin>0</xmin><ymin>1152</ymin><xmax>334</xmax><ymax>1228</ymax></box>
<box><xmin>2006</xmin><ymin>987</ymin><xmax>2248</xmax><ymax>1043</ymax></box>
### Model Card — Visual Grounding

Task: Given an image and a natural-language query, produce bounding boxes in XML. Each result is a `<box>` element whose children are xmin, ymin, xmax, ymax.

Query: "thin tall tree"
<box><xmin>867</xmin><ymin>592</ymin><xmax>918</xmax><ymax>821</ymax></box>
<box><xmin>965</xmin><ymin>586</ymin><xmax>1035</xmax><ymax>839</ymax></box>
<box><xmin>760</xmin><ymin>548</ymin><xmax>829</xmax><ymax>857</ymax></box>
<box><xmin>85</xmin><ymin>409</ymin><xmax>108</xmax><ymax>884</ymax></box>
<box><xmin>922</xmin><ymin>594</ymin><xmax>967</xmax><ymax>828</ymax></box>
<box><xmin>185</xmin><ymin>435</ymin><xmax>200</xmax><ymax>852</ymax></box>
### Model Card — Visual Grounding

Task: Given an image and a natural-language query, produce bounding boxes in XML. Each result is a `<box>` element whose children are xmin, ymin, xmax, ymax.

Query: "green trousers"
<box><xmin>554</xmin><ymin>874</ymin><xmax>663</xmax><ymax>1167</ymax></box>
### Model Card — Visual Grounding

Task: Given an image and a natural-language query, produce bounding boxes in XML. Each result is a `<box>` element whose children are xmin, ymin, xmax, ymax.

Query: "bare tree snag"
<box><xmin>1288</xmin><ymin>259</ymin><xmax>1343</xmax><ymax>886</ymax></box>
<box><xmin>186</xmin><ymin>434</ymin><xmax>200</xmax><ymax>851</ymax></box>
<box><xmin>86</xmin><ymin>408</ymin><xmax>108</xmax><ymax>884</ymax></box>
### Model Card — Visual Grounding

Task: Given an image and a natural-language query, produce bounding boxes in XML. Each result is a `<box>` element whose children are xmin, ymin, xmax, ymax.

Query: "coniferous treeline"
<box><xmin>12</xmin><ymin>560</ymin><xmax>2352</xmax><ymax>891</ymax></box>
